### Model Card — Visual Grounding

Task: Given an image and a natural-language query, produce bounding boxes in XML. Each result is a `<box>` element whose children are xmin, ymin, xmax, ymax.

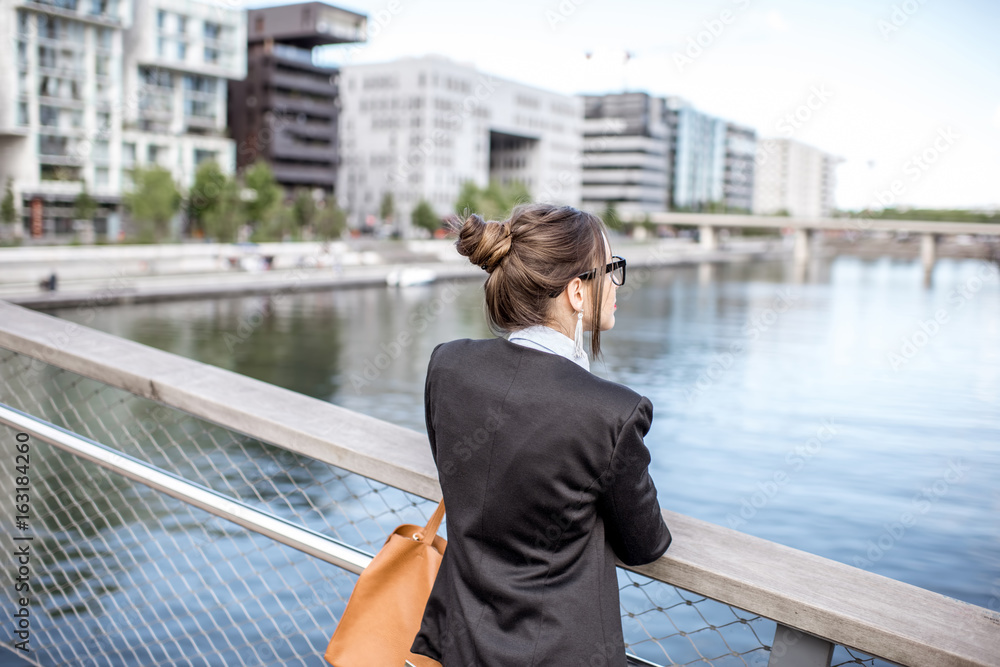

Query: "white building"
<box><xmin>579</xmin><ymin>92</ymin><xmax>670</xmax><ymax>216</ymax></box>
<box><xmin>666</xmin><ymin>96</ymin><xmax>727</xmax><ymax>212</ymax></box>
<box><xmin>337</xmin><ymin>55</ymin><xmax>582</xmax><ymax>233</ymax></box>
<box><xmin>0</xmin><ymin>0</ymin><xmax>244</xmax><ymax>239</ymax></box>
<box><xmin>753</xmin><ymin>137</ymin><xmax>840</xmax><ymax>219</ymax></box>
<box><xmin>724</xmin><ymin>122</ymin><xmax>756</xmax><ymax>213</ymax></box>
<box><xmin>122</xmin><ymin>0</ymin><xmax>246</xmax><ymax>190</ymax></box>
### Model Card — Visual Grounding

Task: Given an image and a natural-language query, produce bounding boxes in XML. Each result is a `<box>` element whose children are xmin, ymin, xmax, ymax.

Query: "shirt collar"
<box><xmin>507</xmin><ymin>324</ymin><xmax>590</xmax><ymax>372</ymax></box>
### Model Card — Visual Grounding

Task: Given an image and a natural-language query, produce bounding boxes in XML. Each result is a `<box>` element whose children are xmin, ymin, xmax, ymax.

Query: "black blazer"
<box><xmin>411</xmin><ymin>337</ymin><xmax>672</xmax><ymax>666</ymax></box>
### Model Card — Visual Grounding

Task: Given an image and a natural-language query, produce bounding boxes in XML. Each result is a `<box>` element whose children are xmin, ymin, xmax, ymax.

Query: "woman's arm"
<box><xmin>596</xmin><ymin>396</ymin><xmax>672</xmax><ymax>566</ymax></box>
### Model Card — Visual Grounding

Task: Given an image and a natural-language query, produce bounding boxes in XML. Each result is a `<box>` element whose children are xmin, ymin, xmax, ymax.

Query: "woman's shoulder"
<box><xmin>429</xmin><ymin>337</ymin><xmax>647</xmax><ymax>414</ymax></box>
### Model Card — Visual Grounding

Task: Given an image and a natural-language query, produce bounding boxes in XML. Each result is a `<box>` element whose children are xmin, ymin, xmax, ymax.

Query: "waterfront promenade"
<box><xmin>0</xmin><ymin>236</ymin><xmax>788</xmax><ymax>309</ymax></box>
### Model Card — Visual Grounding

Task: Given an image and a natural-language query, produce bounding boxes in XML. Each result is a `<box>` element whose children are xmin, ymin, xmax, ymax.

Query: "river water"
<box><xmin>49</xmin><ymin>253</ymin><xmax>1000</xmax><ymax>611</ymax></box>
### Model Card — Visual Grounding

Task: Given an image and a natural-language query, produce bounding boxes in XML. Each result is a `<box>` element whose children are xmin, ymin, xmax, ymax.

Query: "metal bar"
<box><xmin>768</xmin><ymin>623</ymin><xmax>834</xmax><ymax>667</ymax></box>
<box><xmin>0</xmin><ymin>402</ymin><xmax>373</xmax><ymax>575</ymax></box>
<box><xmin>1</xmin><ymin>402</ymin><xmax>666</xmax><ymax>667</ymax></box>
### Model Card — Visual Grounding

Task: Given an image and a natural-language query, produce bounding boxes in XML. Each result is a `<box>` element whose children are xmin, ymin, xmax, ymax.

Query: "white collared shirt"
<box><xmin>507</xmin><ymin>324</ymin><xmax>590</xmax><ymax>372</ymax></box>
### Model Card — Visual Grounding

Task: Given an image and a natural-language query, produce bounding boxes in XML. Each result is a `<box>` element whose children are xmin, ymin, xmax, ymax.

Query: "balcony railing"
<box><xmin>0</xmin><ymin>299</ymin><xmax>997</xmax><ymax>667</ymax></box>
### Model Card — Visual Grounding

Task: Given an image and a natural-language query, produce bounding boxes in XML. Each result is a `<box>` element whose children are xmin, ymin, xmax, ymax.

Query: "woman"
<box><xmin>411</xmin><ymin>203</ymin><xmax>672</xmax><ymax>666</ymax></box>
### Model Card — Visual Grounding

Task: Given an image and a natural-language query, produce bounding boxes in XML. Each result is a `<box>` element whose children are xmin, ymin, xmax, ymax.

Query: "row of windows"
<box><xmin>359</xmin><ymin>97</ymin><xmax>422</xmax><ymax>112</ymax></box>
<box><xmin>30</xmin><ymin>0</ymin><xmax>117</xmax><ymax>17</ymax></box>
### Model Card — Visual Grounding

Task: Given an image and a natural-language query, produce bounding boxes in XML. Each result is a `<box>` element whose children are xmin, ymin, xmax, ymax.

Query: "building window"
<box><xmin>17</xmin><ymin>102</ymin><xmax>28</xmax><ymax>126</ymax></box>
<box><xmin>95</xmin><ymin>167</ymin><xmax>109</xmax><ymax>186</ymax></box>
<box><xmin>157</xmin><ymin>10</ymin><xmax>166</xmax><ymax>31</ymax></box>
<box><xmin>39</xmin><ymin>105</ymin><xmax>58</xmax><ymax>127</ymax></box>
<box><xmin>204</xmin><ymin>21</ymin><xmax>221</xmax><ymax>40</ymax></box>
<box><xmin>147</xmin><ymin>144</ymin><xmax>162</xmax><ymax>164</ymax></box>
<box><xmin>194</xmin><ymin>149</ymin><xmax>217</xmax><ymax>165</ymax></box>
<box><xmin>97</xmin><ymin>27</ymin><xmax>112</xmax><ymax>50</ymax></box>
<box><xmin>122</xmin><ymin>142</ymin><xmax>135</xmax><ymax>166</ymax></box>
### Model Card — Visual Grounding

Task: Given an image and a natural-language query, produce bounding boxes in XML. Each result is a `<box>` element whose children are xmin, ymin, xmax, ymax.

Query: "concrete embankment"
<box><xmin>0</xmin><ymin>237</ymin><xmax>792</xmax><ymax>310</ymax></box>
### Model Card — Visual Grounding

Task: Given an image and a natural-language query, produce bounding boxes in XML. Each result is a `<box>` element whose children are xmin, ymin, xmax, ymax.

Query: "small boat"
<box><xmin>386</xmin><ymin>267</ymin><xmax>437</xmax><ymax>286</ymax></box>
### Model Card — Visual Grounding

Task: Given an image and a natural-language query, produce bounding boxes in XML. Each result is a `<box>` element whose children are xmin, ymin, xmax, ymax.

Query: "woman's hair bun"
<box><xmin>454</xmin><ymin>213</ymin><xmax>513</xmax><ymax>273</ymax></box>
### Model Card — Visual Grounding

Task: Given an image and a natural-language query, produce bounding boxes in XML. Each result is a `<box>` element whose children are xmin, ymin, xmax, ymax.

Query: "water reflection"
<box><xmin>47</xmin><ymin>255</ymin><xmax>1000</xmax><ymax>609</ymax></box>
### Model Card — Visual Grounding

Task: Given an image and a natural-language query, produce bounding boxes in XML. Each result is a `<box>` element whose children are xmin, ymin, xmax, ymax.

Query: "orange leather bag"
<box><xmin>324</xmin><ymin>500</ymin><xmax>446</xmax><ymax>667</ymax></box>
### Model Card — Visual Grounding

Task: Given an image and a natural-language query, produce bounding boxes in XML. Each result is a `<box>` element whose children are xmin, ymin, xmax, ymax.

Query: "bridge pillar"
<box><xmin>920</xmin><ymin>233</ymin><xmax>937</xmax><ymax>288</ymax></box>
<box><xmin>699</xmin><ymin>225</ymin><xmax>718</xmax><ymax>251</ymax></box>
<box><xmin>768</xmin><ymin>623</ymin><xmax>834</xmax><ymax>667</ymax></box>
<box><xmin>793</xmin><ymin>228</ymin><xmax>813</xmax><ymax>264</ymax></box>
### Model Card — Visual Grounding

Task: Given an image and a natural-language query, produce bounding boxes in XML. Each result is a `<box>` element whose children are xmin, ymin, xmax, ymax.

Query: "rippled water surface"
<box><xmin>50</xmin><ymin>254</ymin><xmax>1000</xmax><ymax>609</ymax></box>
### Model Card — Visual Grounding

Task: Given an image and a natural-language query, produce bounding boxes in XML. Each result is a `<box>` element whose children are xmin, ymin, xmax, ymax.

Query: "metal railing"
<box><xmin>1</xmin><ymin>299</ymin><xmax>997</xmax><ymax>666</ymax></box>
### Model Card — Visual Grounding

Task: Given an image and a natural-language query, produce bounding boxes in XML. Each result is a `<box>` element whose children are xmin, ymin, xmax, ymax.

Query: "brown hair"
<box><xmin>450</xmin><ymin>203</ymin><xmax>609</xmax><ymax>358</ymax></box>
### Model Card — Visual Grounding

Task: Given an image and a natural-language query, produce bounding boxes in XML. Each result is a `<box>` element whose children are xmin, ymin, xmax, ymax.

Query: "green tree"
<box><xmin>315</xmin><ymin>198</ymin><xmax>347</xmax><ymax>241</ymax></box>
<box><xmin>123</xmin><ymin>166</ymin><xmax>181</xmax><ymax>242</ymax></box>
<box><xmin>454</xmin><ymin>180</ymin><xmax>479</xmax><ymax>217</ymax></box>
<box><xmin>187</xmin><ymin>160</ymin><xmax>227</xmax><ymax>238</ymax></box>
<box><xmin>1</xmin><ymin>177</ymin><xmax>16</xmax><ymax>227</ymax></box>
<box><xmin>453</xmin><ymin>179</ymin><xmax>531</xmax><ymax>221</ymax></box>
<box><xmin>379</xmin><ymin>191</ymin><xmax>395</xmax><ymax>223</ymax></box>
<box><xmin>243</xmin><ymin>161</ymin><xmax>281</xmax><ymax>229</ymax></box>
<box><xmin>202</xmin><ymin>176</ymin><xmax>246</xmax><ymax>243</ymax></box>
<box><xmin>411</xmin><ymin>199</ymin><xmax>439</xmax><ymax>234</ymax></box>
<box><xmin>601</xmin><ymin>201</ymin><xmax>622</xmax><ymax>231</ymax></box>
<box><xmin>292</xmin><ymin>188</ymin><xmax>317</xmax><ymax>232</ymax></box>
<box><xmin>73</xmin><ymin>183</ymin><xmax>98</xmax><ymax>221</ymax></box>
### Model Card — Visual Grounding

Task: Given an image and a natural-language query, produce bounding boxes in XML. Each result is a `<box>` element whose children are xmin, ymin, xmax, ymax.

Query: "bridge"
<box><xmin>1</xmin><ymin>299</ymin><xmax>998</xmax><ymax>666</ymax></box>
<box><xmin>620</xmin><ymin>212</ymin><xmax>1000</xmax><ymax>286</ymax></box>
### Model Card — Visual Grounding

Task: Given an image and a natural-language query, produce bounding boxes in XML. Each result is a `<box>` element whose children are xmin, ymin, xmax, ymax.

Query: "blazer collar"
<box><xmin>507</xmin><ymin>325</ymin><xmax>590</xmax><ymax>372</ymax></box>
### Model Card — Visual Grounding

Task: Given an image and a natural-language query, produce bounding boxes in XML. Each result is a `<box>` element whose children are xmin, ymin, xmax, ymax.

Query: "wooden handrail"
<box><xmin>1</xmin><ymin>299</ymin><xmax>997</xmax><ymax>666</ymax></box>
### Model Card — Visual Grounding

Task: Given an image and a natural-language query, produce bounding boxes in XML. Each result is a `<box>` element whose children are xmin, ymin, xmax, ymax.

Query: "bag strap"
<box><xmin>412</xmin><ymin>500</ymin><xmax>445</xmax><ymax>544</ymax></box>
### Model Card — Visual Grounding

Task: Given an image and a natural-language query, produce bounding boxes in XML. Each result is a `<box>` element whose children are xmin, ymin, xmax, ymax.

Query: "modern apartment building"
<box><xmin>665</xmin><ymin>96</ymin><xmax>727</xmax><ymax>212</ymax></box>
<box><xmin>336</xmin><ymin>54</ymin><xmax>582</xmax><ymax>233</ymax></box>
<box><xmin>753</xmin><ymin>137</ymin><xmax>840</xmax><ymax>219</ymax></box>
<box><xmin>123</xmin><ymin>0</ymin><xmax>245</xmax><ymax>189</ymax></box>
<box><xmin>0</xmin><ymin>0</ymin><xmax>130</xmax><ymax>236</ymax></box>
<box><xmin>723</xmin><ymin>122</ymin><xmax>757</xmax><ymax>213</ymax></box>
<box><xmin>579</xmin><ymin>92</ymin><xmax>670</xmax><ymax>216</ymax></box>
<box><xmin>0</xmin><ymin>0</ymin><xmax>244</xmax><ymax>238</ymax></box>
<box><xmin>228</xmin><ymin>2</ymin><xmax>366</xmax><ymax>195</ymax></box>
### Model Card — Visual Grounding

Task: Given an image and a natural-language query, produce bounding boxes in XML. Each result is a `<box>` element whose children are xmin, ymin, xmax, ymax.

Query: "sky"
<box><xmin>248</xmin><ymin>0</ymin><xmax>1000</xmax><ymax>212</ymax></box>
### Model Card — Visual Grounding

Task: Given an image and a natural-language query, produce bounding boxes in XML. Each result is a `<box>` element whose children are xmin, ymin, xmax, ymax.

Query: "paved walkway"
<box><xmin>0</xmin><ymin>239</ymin><xmax>791</xmax><ymax>310</ymax></box>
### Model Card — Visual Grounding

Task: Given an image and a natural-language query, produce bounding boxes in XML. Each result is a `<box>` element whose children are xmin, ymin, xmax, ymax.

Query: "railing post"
<box><xmin>793</xmin><ymin>228</ymin><xmax>812</xmax><ymax>264</ymax></box>
<box><xmin>920</xmin><ymin>232</ymin><xmax>937</xmax><ymax>288</ymax></box>
<box><xmin>699</xmin><ymin>224</ymin><xmax>717</xmax><ymax>251</ymax></box>
<box><xmin>767</xmin><ymin>623</ymin><xmax>834</xmax><ymax>667</ymax></box>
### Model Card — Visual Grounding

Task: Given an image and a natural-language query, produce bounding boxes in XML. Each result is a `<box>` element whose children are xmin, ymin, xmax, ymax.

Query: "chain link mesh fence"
<box><xmin>0</xmin><ymin>346</ymin><xmax>895</xmax><ymax>666</ymax></box>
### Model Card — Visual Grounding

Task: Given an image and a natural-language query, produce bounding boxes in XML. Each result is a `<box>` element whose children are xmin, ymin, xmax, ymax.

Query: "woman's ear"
<box><xmin>565</xmin><ymin>277</ymin><xmax>587</xmax><ymax>313</ymax></box>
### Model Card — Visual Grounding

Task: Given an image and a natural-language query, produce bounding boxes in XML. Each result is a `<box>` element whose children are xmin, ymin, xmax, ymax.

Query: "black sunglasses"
<box><xmin>548</xmin><ymin>256</ymin><xmax>626</xmax><ymax>298</ymax></box>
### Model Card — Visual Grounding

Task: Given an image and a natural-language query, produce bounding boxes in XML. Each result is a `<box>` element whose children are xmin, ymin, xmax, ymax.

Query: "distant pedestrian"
<box><xmin>411</xmin><ymin>203</ymin><xmax>672</xmax><ymax>666</ymax></box>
